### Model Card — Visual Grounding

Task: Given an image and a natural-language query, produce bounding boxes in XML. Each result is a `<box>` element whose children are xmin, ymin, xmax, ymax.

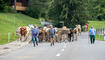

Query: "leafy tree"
<box><xmin>88</xmin><ymin>0</ymin><xmax>105</xmax><ymax>20</ymax></box>
<box><xmin>25</xmin><ymin>0</ymin><xmax>51</xmax><ymax>19</ymax></box>
<box><xmin>48</xmin><ymin>0</ymin><xmax>89</xmax><ymax>28</ymax></box>
<box><xmin>0</xmin><ymin>0</ymin><xmax>11</xmax><ymax>12</ymax></box>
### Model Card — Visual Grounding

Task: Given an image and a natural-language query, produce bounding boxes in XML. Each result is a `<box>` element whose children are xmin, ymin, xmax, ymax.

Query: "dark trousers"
<box><xmin>90</xmin><ymin>35</ymin><xmax>95</xmax><ymax>44</ymax></box>
<box><xmin>32</xmin><ymin>36</ymin><xmax>38</xmax><ymax>46</ymax></box>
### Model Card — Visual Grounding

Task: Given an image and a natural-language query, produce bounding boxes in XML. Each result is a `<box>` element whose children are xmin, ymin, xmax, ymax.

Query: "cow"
<box><xmin>82</xmin><ymin>25</ymin><xmax>87</xmax><ymax>32</ymax></box>
<box><xmin>16</xmin><ymin>27</ymin><xmax>21</xmax><ymax>41</ymax></box>
<box><xmin>77</xmin><ymin>25</ymin><xmax>81</xmax><ymax>35</ymax></box>
<box><xmin>20</xmin><ymin>26</ymin><xmax>27</xmax><ymax>41</ymax></box>
<box><xmin>73</xmin><ymin>28</ymin><xmax>78</xmax><ymax>41</ymax></box>
<box><xmin>68</xmin><ymin>29</ymin><xmax>74</xmax><ymax>42</ymax></box>
<box><xmin>56</xmin><ymin>26</ymin><xmax>69</xmax><ymax>43</ymax></box>
<box><xmin>38</xmin><ymin>27</ymin><xmax>46</xmax><ymax>42</ymax></box>
<box><xmin>16</xmin><ymin>26</ymin><xmax>31</xmax><ymax>42</ymax></box>
<box><xmin>55</xmin><ymin>29</ymin><xmax>62</xmax><ymax>43</ymax></box>
<box><xmin>43</xmin><ymin>26</ymin><xmax>50</xmax><ymax>42</ymax></box>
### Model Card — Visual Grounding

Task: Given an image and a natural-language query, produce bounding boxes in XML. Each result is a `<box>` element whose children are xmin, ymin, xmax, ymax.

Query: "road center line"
<box><xmin>61</xmin><ymin>49</ymin><xmax>64</xmax><ymax>51</ymax></box>
<box><xmin>56</xmin><ymin>53</ymin><xmax>61</xmax><ymax>57</ymax></box>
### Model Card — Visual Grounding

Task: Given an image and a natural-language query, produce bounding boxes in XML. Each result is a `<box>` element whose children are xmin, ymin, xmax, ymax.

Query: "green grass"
<box><xmin>88</xmin><ymin>21</ymin><xmax>105</xmax><ymax>41</ymax></box>
<box><xmin>96</xmin><ymin>34</ymin><xmax>104</xmax><ymax>41</ymax></box>
<box><xmin>0</xmin><ymin>13</ymin><xmax>41</xmax><ymax>45</ymax></box>
<box><xmin>88</xmin><ymin>21</ymin><xmax>105</xmax><ymax>29</ymax></box>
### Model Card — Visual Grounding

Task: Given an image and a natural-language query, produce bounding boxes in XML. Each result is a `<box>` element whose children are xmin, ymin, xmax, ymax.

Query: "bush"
<box><xmin>3</xmin><ymin>6</ymin><xmax>16</xmax><ymax>13</ymax></box>
<box><xmin>9</xmin><ymin>8</ymin><xmax>17</xmax><ymax>13</ymax></box>
<box><xmin>0</xmin><ymin>0</ymin><xmax>11</xmax><ymax>12</ymax></box>
<box><xmin>3</xmin><ymin>6</ymin><xmax>10</xmax><ymax>12</ymax></box>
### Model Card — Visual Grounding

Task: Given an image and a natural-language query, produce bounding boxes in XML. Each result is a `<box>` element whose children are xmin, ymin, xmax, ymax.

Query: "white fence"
<box><xmin>96</xmin><ymin>27</ymin><xmax>105</xmax><ymax>35</ymax></box>
<box><xmin>0</xmin><ymin>32</ymin><xmax>17</xmax><ymax>44</ymax></box>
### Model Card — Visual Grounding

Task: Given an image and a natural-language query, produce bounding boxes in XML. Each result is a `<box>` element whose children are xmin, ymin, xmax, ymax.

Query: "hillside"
<box><xmin>0</xmin><ymin>13</ymin><xmax>41</xmax><ymax>45</ymax></box>
<box><xmin>0</xmin><ymin>13</ymin><xmax>41</xmax><ymax>33</ymax></box>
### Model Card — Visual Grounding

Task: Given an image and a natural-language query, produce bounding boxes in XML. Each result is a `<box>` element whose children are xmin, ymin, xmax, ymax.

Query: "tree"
<box><xmin>88</xmin><ymin>0</ymin><xmax>105</xmax><ymax>20</ymax></box>
<box><xmin>25</xmin><ymin>0</ymin><xmax>51</xmax><ymax>19</ymax></box>
<box><xmin>48</xmin><ymin>0</ymin><xmax>89</xmax><ymax>28</ymax></box>
<box><xmin>0</xmin><ymin>0</ymin><xmax>11</xmax><ymax>12</ymax></box>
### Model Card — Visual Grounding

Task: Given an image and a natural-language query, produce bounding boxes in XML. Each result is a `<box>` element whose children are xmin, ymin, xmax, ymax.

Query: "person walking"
<box><xmin>68</xmin><ymin>29</ymin><xmax>74</xmax><ymax>42</ymax></box>
<box><xmin>89</xmin><ymin>26</ymin><xmax>96</xmax><ymax>44</ymax></box>
<box><xmin>86</xmin><ymin>23</ymin><xmax>88</xmax><ymax>31</ymax></box>
<box><xmin>49</xmin><ymin>25</ymin><xmax>56</xmax><ymax>46</ymax></box>
<box><xmin>32</xmin><ymin>25</ymin><xmax>39</xmax><ymax>47</ymax></box>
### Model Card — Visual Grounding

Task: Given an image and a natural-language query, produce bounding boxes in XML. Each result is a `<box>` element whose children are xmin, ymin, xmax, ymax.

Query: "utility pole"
<box><xmin>14</xmin><ymin>0</ymin><xmax>16</xmax><ymax>11</ymax></box>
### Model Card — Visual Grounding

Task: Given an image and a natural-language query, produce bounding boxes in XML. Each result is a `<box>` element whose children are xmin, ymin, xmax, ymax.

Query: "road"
<box><xmin>0</xmin><ymin>32</ymin><xmax>105</xmax><ymax>60</ymax></box>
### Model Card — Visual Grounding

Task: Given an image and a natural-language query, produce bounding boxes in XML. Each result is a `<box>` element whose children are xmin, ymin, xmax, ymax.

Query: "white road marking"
<box><xmin>61</xmin><ymin>49</ymin><xmax>64</xmax><ymax>51</ymax></box>
<box><xmin>63</xmin><ymin>45</ymin><xmax>66</xmax><ymax>48</ymax></box>
<box><xmin>56</xmin><ymin>53</ymin><xmax>61</xmax><ymax>57</ymax></box>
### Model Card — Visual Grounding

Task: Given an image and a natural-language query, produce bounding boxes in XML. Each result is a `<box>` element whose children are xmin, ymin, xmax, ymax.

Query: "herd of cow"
<box><xmin>16</xmin><ymin>24</ymin><xmax>86</xmax><ymax>43</ymax></box>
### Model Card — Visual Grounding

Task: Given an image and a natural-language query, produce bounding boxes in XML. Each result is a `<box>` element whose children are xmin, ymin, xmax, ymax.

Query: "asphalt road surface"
<box><xmin>0</xmin><ymin>32</ymin><xmax>105</xmax><ymax>60</ymax></box>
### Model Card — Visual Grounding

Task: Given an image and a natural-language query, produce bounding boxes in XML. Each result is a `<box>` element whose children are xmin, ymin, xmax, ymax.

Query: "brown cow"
<box><xmin>43</xmin><ymin>26</ymin><xmax>50</xmax><ymax>42</ymax></box>
<box><xmin>20</xmin><ymin>26</ymin><xmax>27</xmax><ymax>41</ymax></box>
<box><xmin>38</xmin><ymin>28</ymin><xmax>46</xmax><ymax>42</ymax></box>
<box><xmin>73</xmin><ymin>28</ymin><xmax>78</xmax><ymax>41</ymax></box>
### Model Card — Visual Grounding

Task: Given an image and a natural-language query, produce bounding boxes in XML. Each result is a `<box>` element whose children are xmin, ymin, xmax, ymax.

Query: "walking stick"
<box><xmin>88</xmin><ymin>35</ymin><xmax>90</xmax><ymax>44</ymax></box>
